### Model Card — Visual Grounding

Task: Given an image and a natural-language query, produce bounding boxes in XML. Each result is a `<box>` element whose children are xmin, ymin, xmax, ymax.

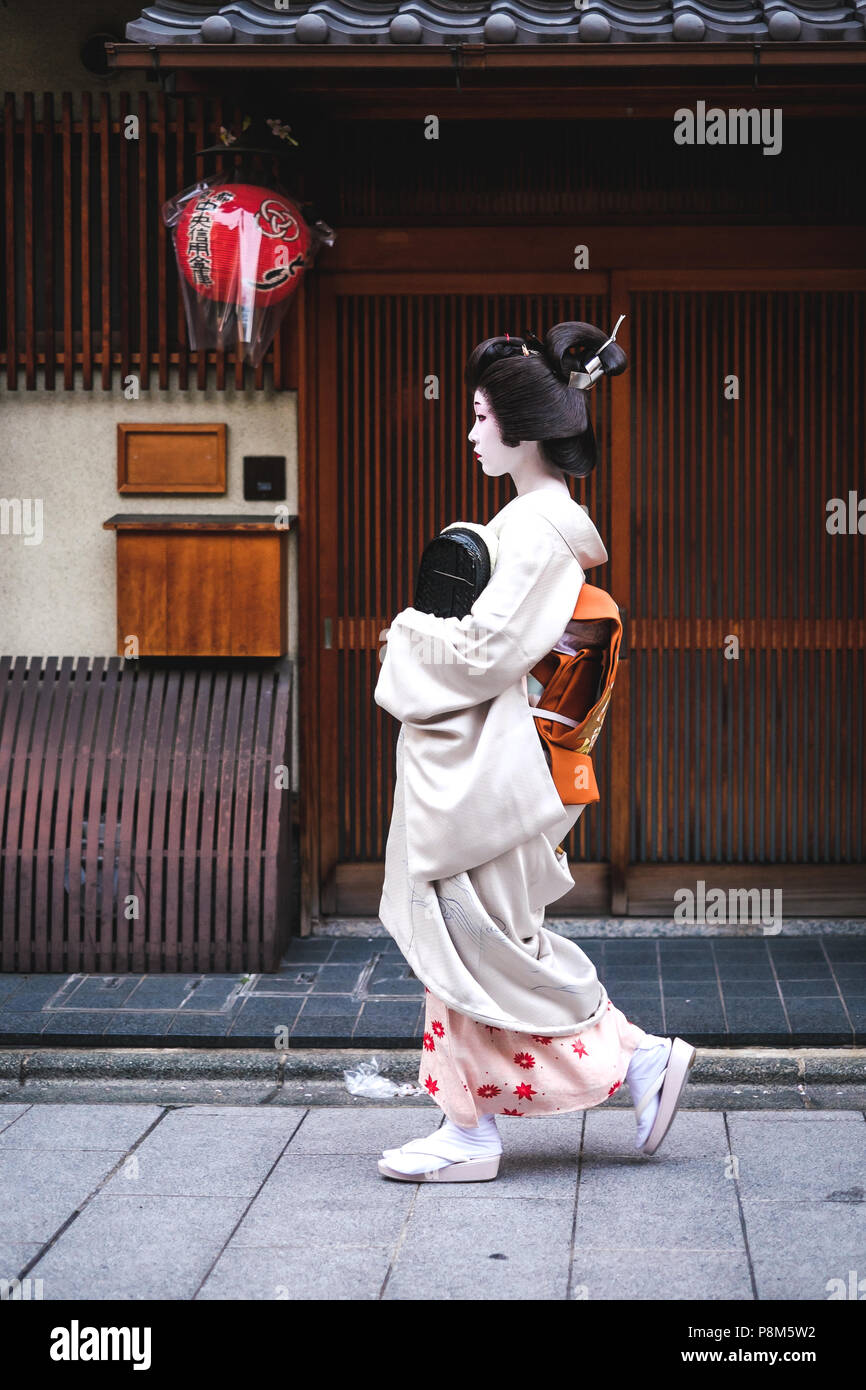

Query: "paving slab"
<box><xmin>725</xmin><ymin>1112</ymin><xmax>866</xmax><ymax>1200</ymax></box>
<box><xmin>231</xmin><ymin>1189</ymin><xmax>412</xmax><ymax>1252</ymax></box>
<box><xmin>0</xmin><ymin>1148</ymin><xmax>128</xmax><ymax>1245</ymax></box>
<box><xmin>571</xmin><ymin>1250</ymin><xmax>754</xmax><ymax>1301</ymax></box>
<box><xmin>99</xmin><ymin>1130</ymin><xmax>298</xmax><ymax>1199</ymax></box>
<box><xmin>196</xmin><ymin>1244</ymin><xmax>394</xmax><ymax>1301</ymax></box>
<box><xmin>30</xmin><ymin>1193</ymin><xmax>250</xmax><ymax>1300</ymax></box>
<box><xmin>0</xmin><ymin>1101</ymin><xmax>861</xmax><ymax>1301</ymax></box>
<box><xmin>383</xmin><ymin>1196</ymin><xmax>576</xmax><ymax>1301</ymax></box>
<box><xmin>0</xmin><ymin>1102</ymin><xmax>161</xmax><ymax>1150</ymax></box>
<box><xmin>745</xmin><ymin>1202</ymin><xmax>866</xmax><ymax>1301</ymax></box>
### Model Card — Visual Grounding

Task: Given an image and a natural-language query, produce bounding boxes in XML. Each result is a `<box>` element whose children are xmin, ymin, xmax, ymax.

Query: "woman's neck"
<box><xmin>504</xmin><ymin>440</ymin><xmax>570</xmax><ymax>498</ymax></box>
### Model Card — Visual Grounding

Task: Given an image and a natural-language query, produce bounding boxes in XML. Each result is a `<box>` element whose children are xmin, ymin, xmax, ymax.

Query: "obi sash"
<box><xmin>528</xmin><ymin>583</ymin><xmax>623</xmax><ymax>805</ymax></box>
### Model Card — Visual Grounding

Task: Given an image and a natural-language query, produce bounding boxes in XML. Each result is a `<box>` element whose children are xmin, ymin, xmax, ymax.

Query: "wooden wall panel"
<box><xmin>628</xmin><ymin>287</ymin><xmax>865</xmax><ymax>865</ymax></box>
<box><xmin>313</xmin><ymin>276</ymin><xmax>865</xmax><ymax>918</ymax></box>
<box><xmin>112</xmin><ymin>528</ymin><xmax>288</xmax><ymax>657</ymax></box>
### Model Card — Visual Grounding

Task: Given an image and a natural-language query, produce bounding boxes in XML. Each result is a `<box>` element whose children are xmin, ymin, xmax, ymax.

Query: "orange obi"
<box><xmin>527</xmin><ymin>582</ymin><xmax>623</xmax><ymax>805</ymax></box>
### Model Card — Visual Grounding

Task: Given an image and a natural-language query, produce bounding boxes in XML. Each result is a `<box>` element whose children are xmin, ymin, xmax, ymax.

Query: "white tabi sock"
<box><xmin>625</xmin><ymin>1034</ymin><xmax>673</xmax><ymax>1150</ymax></box>
<box><xmin>382</xmin><ymin>1114</ymin><xmax>502</xmax><ymax>1175</ymax></box>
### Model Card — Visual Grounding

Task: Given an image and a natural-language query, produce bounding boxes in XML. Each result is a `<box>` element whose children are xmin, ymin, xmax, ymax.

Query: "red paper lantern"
<box><xmin>176</xmin><ymin>183</ymin><xmax>311</xmax><ymax>306</ymax></box>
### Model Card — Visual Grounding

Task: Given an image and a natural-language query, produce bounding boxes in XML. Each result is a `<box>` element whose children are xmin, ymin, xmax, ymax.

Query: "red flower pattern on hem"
<box><xmin>419</xmin><ymin>996</ymin><xmax>640</xmax><ymax>1116</ymax></box>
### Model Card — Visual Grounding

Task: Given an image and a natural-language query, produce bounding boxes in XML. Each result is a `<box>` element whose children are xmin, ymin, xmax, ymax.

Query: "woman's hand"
<box><xmin>566</xmin><ymin>618</ymin><xmax>613</xmax><ymax>648</ymax></box>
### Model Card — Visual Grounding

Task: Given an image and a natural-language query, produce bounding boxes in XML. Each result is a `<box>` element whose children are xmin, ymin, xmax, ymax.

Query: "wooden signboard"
<box><xmin>117</xmin><ymin>423</ymin><xmax>227</xmax><ymax>493</ymax></box>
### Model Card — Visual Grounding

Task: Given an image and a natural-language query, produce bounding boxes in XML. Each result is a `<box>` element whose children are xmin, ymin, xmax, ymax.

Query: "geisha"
<box><xmin>374</xmin><ymin>319</ymin><xmax>696</xmax><ymax>1181</ymax></box>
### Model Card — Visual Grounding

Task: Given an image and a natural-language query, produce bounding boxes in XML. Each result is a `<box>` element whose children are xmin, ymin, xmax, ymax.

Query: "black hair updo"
<box><xmin>463</xmin><ymin>320</ymin><xmax>627</xmax><ymax>479</ymax></box>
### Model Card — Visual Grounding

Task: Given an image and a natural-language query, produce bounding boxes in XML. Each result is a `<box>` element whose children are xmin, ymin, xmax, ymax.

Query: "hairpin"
<box><xmin>474</xmin><ymin>332</ymin><xmax>540</xmax><ymax>384</ymax></box>
<box><xmin>568</xmin><ymin>314</ymin><xmax>626</xmax><ymax>391</ymax></box>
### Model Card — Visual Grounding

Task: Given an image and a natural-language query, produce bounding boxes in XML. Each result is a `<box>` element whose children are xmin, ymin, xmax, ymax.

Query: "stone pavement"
<box><xmin>1</xmin><ymin>1100</ymin><xmax>864</xmax><ymax>1301</ymax></box>
<box><xmin>1</xmin><ymin>935</ymin><xmax>864</xmax><ymax>1047</ymax></box>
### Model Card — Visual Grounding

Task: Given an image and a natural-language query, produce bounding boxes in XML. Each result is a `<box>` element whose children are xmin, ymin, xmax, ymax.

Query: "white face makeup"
<box><xmin>468</xmin><ymin>390</ymin><xmax>513</xmax><ymax>477</ymax></box>
<box><xmin>468</xmin><ymin>385</ymin><xmax>571</xmax><ymax>496</ymax></box>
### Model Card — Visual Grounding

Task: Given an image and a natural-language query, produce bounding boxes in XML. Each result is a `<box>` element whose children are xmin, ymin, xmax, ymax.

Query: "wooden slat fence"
<box><xmin>0</xmin><ymin>656</ymin><xmax>295</xmax><ymax>972</ymax></box>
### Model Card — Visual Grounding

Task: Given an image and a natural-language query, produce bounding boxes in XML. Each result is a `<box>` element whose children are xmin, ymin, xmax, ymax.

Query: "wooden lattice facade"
<box><xmin>2</xmin><ymin>92</ymin><xmax>864</xmax><ymax>926</ymax></box>
<box><xmin>0</xmin><ymin>91</ymin><xmax>301</xmax><ymax>391</ymax></box>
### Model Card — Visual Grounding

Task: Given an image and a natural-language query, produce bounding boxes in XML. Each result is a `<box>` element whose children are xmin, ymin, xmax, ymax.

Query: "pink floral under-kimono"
<box><xmin>419</xmin><ymin>986</ymin><xmax>648</xmax><ymax>1127</ymax></box>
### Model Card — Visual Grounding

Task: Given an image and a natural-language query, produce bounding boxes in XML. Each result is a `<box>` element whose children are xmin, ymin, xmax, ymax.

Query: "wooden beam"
<box><xmin>331</xmin><ymin>861</ymin><xmax>866</xmax><ymax>917</ymax></box>
<box><xmin>297</xmin><ymin>272</ymin><xmax>322</xmax><ymax>934</ymax></box>
<box><xmin>318</xmin><ymin>232</ymin><xmax>866</xmax><ymax>275</ymax></box>
<box><xmin>625</xmin><ymin>864</ymin><xmax>866</xmax><ymax>917</ymax></box>
<box><xmin>608</xmin><ymin>270</ymin><xmax>631</xmax><ymax>913</ymax></box>
<box><xmin>106</xmin><ymin>41</ymin><xmax>866</xmax><ymax>73</ymax></box>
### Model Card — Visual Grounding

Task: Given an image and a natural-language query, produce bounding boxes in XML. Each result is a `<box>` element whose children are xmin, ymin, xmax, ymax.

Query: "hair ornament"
<box><xmin>522</xmin><ymin>330</ymin><xmax>547</xmax><ymax>357</ymax></box>
<box><xmin>474</xmin><ymin>332</ymin><xmax>538</xmax><ymax>382</ymax></box>
<box><xmin>567</xmin><ymin>314</ymin><xmax>626</xmax><ymax>391</ymax></box>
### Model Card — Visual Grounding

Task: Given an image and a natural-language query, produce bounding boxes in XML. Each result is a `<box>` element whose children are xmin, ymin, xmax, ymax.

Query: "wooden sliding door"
<box><xmin>305</xmin><ymin>273</ymin><xmax>617</xmax><ymax>919</ymax></box>
<box><xmin>613</xmin><ymin>271</ymin><xmax>865</xmax><ymax>915</ymax></box>
<box><xmin>302</xmin><ymin>265</ymin><xmax>865</xmax><ymax>924</ymax></box>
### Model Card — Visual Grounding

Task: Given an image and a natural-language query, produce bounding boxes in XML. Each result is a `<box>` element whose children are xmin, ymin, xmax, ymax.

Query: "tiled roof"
<box><xmin>126</xmin><ymin>0</ymin><xmax>866</xmax><ymax>47</ymax></box>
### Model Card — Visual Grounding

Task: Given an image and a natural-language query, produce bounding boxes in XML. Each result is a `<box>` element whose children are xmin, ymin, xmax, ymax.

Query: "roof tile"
<box><xmin>124</xmin><ymin>0</ymin><xmax>866</xmax><ymax>44</ymax></box>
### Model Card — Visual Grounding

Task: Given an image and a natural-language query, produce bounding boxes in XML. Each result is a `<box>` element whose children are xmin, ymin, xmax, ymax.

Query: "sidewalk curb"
<box><xmin>0</xmin><ymin>1047</ymin><xmax>864</xmax><ymax>1108</ymax></box>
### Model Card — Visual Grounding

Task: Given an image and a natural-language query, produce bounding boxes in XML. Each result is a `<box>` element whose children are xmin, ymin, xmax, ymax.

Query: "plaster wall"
<box><xmin>0</xmin><ymin>369</ymin><xmax>300</xmax><ymax>788</ymax></box>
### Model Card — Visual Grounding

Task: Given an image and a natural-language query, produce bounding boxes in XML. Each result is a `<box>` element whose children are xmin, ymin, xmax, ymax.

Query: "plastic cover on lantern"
<box><xmin>162</xmin><ymin>172</ymin><xmax>336</xmax><ymax>366</ymax></box>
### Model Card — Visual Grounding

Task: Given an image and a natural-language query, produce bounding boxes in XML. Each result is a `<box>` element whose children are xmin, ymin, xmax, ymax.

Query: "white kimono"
<box><xmin>374</xmin><ymin>488</ymin><xmax>613</xmax><ymax>1037</ymax></box>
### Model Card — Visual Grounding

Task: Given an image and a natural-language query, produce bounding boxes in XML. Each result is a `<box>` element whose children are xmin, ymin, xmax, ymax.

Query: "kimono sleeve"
<box><xmin>374</xmin><ymin>511</ymin><xmax>583</xmax><ymax>724</ymax></box>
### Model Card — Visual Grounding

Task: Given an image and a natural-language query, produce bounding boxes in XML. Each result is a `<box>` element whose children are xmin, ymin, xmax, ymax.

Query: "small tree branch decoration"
<box><xmin>216</xmin><ymin>115</ymin><xmax>299</xmax><ymax>149</ymax></box>
<box><xmin>266</xmin><ymin>118</ymin><xmax>299</xmax><ymax>147</ymax></box>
